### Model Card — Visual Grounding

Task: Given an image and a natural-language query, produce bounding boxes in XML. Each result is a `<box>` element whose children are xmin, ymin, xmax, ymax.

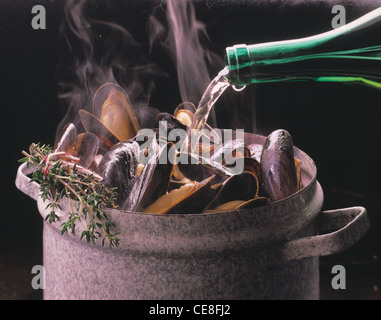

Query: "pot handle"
<box><xmin>282</xmin><ymin>206</ymin><xmax>370</xmax><ymax>261</ymax></box>
<box><xmin>15</xmin><ymin>163</ymin><xmax>40</xmax><ymax>201</ymax></box>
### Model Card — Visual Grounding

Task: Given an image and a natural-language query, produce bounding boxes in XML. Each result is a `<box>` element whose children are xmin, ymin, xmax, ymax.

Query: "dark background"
<box><xmin>1</xmin><ymin>0</ymin><xmax>380</xmax><ymax>299</ymax></box>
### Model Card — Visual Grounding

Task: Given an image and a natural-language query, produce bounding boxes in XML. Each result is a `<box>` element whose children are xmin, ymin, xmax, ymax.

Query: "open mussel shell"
<box><xmin>156</xmin><ymin>112</ymin><xmax>188</xmax><ymax>132</ymax></box>
<box><xmin>204</xmin><ymin>196</ymin><xmax>270</xmax><ymax>213</ymax></box>
<box><xmin>92</xmin><ymin>83</ymin><xmax>140</xmax><ymax>142</ymax></box>
<box><xmin>143</xmin><ymin>175</ymin><xmax>217</xmax><ymax>214</ymax></box>
<box><xmin>170</xmin><ymin>162</ymin><xmax>191</xmax><ymax>184</ymax></box>
<box><xmin>96</xmin><ymin>140</ymin><xmax>139</xmax><ymax>207</ymax></box>
<box><xmin>204</xmin><ymin>171</ymin><xmax>259</xmax><ymax>212</ymax></box>
<box><xmin>71</xmin><ymin>132</ymin><xmax>100</xmax><ymax>168</ymax></box>
<box><xmin>212</xmin><ymin>138</ymin><xmax>258</xmax><ymax>177</ymax></box>
<box><xmin>54</xmin><ymin>123</ymin><xmax>77</xmax><ymax>152</ymax></box>
<box><xmin>225</xmin><ymin>156</ymin><xmax>260</xmax><ymax>178</ymax></box>
<box><xmin>260</xmin><ymin>129</ymin><xmax>298</xmax><ymax>202</ymax></box>
<box><xmin>173</xmin><ymin>102</ymin><xmax>196</xmax><ymax>127</ymax></box>
<box><xmin>155</xmin><ymin>113</ymin><xmax>215</xmax><ymax>156</ymax></box>
<box><xmin>54</xmin><ymin>124</ymin><xmax>100</xmax><ymax>168</ymax></box>
<box><xmin>79</xmin><ymin>109</ymin><xmax>120</xmax><ymax>154</ymax></box>
<box><xmin>174</xmin><ymin>101</ymin><xmax>196</xmax><ymax>115</ymax></box>
<box><xmin>123</xmin><ymin>142</ymin><xmax>174</xmax><ymax>212</ymax></box>
<box><xmin>88</xmin><ymin>154</ymin><xmax>103</xmax><ymax>172</ymax></box>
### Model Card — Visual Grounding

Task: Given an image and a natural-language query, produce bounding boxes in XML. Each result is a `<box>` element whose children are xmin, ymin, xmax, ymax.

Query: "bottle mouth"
<box><xmin>225</xmin><ymin>44</ymin><xmax>252</xmax><ymax>86</ymax></box>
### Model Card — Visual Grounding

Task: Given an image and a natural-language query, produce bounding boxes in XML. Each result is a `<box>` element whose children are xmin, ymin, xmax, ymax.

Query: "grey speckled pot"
<box><xmin>16</xmin><ymin>133</ymin><xmax>370</xmax><ymax>300</ymax></box>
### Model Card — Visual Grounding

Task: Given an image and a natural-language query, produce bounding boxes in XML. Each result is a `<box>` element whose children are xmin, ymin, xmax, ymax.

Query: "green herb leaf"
<box><xmin>21</xmin><ymin>143</ymin><xmax>119</xmax><ymax>247</ymax></box>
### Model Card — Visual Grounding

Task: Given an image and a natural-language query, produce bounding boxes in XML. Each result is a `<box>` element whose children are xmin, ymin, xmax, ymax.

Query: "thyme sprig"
<box><xmin>19</xmin><ymin>143</ymin><xmax>120</xmax><ymax>248</ymax></box>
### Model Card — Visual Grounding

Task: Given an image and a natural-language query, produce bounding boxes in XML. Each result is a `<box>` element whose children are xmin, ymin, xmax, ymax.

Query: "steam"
<box><xmin>148</xmin><ymin>0</ymin><xmax>224</xmax><ymax>126</ymax></box>
<box><xmin>56</xmin><ymin>0</ymin><xmax>162</xmax><ymax>136</ymax></box>
<box><xmin>56</xmin><ymin>0</ymin><xmax>251</xmax><ymax>138</ymax></box>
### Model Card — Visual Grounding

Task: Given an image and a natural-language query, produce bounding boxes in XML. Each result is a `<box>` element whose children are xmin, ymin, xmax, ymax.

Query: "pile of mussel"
<box><xmin>54</xmin><ymin>83</ymin><xmax>302</xmax><ymax>214</ymax></box>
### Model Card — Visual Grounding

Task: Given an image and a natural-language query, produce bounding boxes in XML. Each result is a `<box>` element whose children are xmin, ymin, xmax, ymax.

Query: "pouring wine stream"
<box><xmin>182</xmin><ymin>67</ymin><xmax>232</xmax><ymax>154</ymax></box>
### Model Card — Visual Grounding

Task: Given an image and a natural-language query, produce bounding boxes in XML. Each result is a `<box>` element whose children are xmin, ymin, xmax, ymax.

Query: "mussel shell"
<box><xmin>174</xmin><ymin>109</ymin><xmax>194</xmax><ymax>127</ymax></box>
<box><xmin>176</xmin><ymin>152</ymin><xmax>233</xmax><ymax>184</ymax></box>
<box><xmin>89</xmin><ymin>154</ymin><xmax>103</xmax><ymax>172</ymax></box>
<box><xmin>218</xmin><ymin>139</ymin><xmax>258</xmax><ymax>177</ymax></box>
<box><xmin>237</xmin><ymin>196</ymin><xmax>270</xmax><ymax>210</ymax></box>
<box><xmin>236</xmin><ymin>196</ymin><xmax>270</xmax><ymax>210</ymax></box>
<box><xmin>79</xmin><ymin>109</ymin><xmax>119</xmax><ymax>154</ymax></box>
<box><xmin>54</xmin><ymin>123</ymin><xmax>77</xmax><ymax>152</ymax></box>
<box><xmin>223</xmin><ymin>146</ymin><xmax>251</xmax><ymax>164</ymax></box>
<box><xmin>54</xmin><ymin>124</ymin><xmax>100</xmax><ymax>168</ymax></box>
<box><xmin>156</xmin><ymin>112</ymin><xmax>188</xmax><ymax>135</ymax></box>
<box><xmin>204</xmin><ymin>171</ymin><xmax>259</xmax><ymax>211</ymax></box>
<box><xmin>259</xmin><ymin>129</ymin><xmax>298</xmax><ymax>202</ymax></box>
<box><xmin>93</xmin><ymin>83</ymin><xmax>140</xmax><ymax>142</ymax></box>
<box><xmin>96</xmin><ymin>140</ymin><xmax>139</xmax><ymax>206</ymax></box>
<box><xmin>171</xmin><ymin>175</ymin><xmax>217</xmax><ymax>214</ymax></box>
<box><xmin>174</xmin><ymin>101</ymin><xmax>196</xmax><ymax>116</ymax></box>
<box><xmin>123</xmin><ymin>142</ymin><xmax>174</xmax><ymax>212</ymax></box>
<box><xmin>295</xmin><ymin>156</ymin><xmax>302</xmax><ymax>191</ymax></box>
<box><xmin>225</xmin><ymin>157</ymin><xmax>260</xmax><ymax>178</ymax></box>
<box><xmin>174</xmin><ymin>102</ymin><xmax>221</xmax><ymax>145</ymax></box>
<box><xmin>70</xmin><ymin>132</ymin><xmax>100</xmax><ymax>168</ymax></box>
<box><xmin>204</xmin><ymin>196</ymin><xmax>269</xmax><ymax>213</ymax></box>
<box><xmin>144</xmin><ymin>175</ymin><xmax>217</xmax><ymax>214</ymax></box>
<box><xmin>173</xmin><ymin>102</ymin><xmax>196</xmax><ymax>126</ymax></box>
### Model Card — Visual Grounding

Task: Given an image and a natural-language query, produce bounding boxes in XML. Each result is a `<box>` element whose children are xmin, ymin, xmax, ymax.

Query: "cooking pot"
<box><xmin>15</xmin><ymin>132</ymin><xmax>369</xmax><ymax>300</ymax></box>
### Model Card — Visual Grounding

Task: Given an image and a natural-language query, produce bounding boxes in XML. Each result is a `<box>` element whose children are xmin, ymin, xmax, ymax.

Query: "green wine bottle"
<box><xmin>225</xmin><ymin>7</ymin><xmax>381</xmax><ymax>89</ymax></box>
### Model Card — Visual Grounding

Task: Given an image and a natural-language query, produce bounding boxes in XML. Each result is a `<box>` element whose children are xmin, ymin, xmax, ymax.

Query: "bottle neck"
<box><xmin>225</xmin><ymin>7</ymin><xmax>381</xmax><ymax>87</ymax></box>
<box><xmin>225</xmin><ymin>44</ymin><xmax>253</xmax><ymax>86</ymax></box>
